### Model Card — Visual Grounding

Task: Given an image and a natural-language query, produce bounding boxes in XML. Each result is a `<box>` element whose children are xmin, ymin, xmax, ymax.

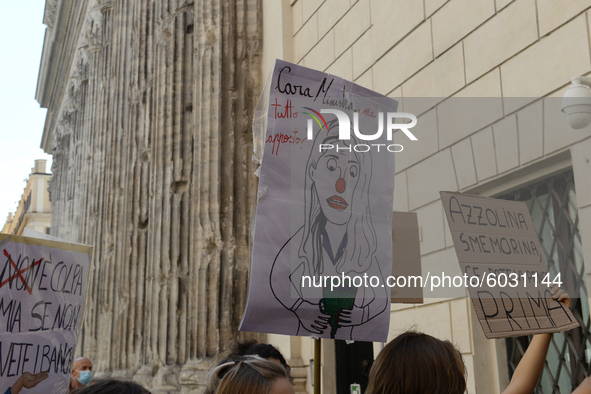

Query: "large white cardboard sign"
<box><xmin>240</xmin><ymin>60</ymin><xmax>399</xmax><ymax>341</ymax></box>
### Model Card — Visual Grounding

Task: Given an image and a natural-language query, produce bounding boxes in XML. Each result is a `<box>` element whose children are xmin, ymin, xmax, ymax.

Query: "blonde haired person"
<box><xmin>205</xmin><ymin>355</ymin><xmax>294</xmax><ymax>394</ymax></box>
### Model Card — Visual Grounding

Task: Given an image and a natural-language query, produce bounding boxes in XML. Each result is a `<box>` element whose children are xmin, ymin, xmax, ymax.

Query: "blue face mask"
<box><xmin>77</xmin><ymin>370</ymin><xmax>92</xmax><ymax>386</ymax></box>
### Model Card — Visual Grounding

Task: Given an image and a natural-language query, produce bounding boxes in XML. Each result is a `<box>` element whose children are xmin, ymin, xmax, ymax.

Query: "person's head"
<box><xmin>366</xmin><ymin>331</ymin><xmax>466</xmax><ymax>394</ymax></box>
<box><xmin>70</xmin><ymin>378</ymin><xmax>150</xmax><ymax>394</ymax></box>
<box><xmin>71</xmin><ymin>357</ymin><xmax>93</xmax><ymax>388</ymax></box>
<box><xmin>229</xmin><ymin>340</ymin><xmax>291</xmax><ymax>378</ymax></box>
<box><xmin>300</xmin><ymin>119</ymin><xmax>377</xmax><ymax>274</ymax></box>
<box><xmin>205</xmin><ymin>355</ymin><xmax>294</xmax><ymax>394</ymax></box>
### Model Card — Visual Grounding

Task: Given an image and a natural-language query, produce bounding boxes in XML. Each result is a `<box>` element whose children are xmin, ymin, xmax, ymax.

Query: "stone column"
<box><xmin>41</xmin><ymin>0</ymin><xmax>262</xmax><ymax>392</ymax></box>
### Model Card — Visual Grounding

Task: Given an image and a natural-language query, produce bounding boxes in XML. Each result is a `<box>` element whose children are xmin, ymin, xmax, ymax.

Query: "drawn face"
<box><xmin>310</xmin><ymin>150</ymin><xmax>360</xmax><ymax>225</ymax></box>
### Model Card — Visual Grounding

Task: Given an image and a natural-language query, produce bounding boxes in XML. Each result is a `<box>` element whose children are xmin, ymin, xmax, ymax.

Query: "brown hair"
<box><xmin>71</xmin><ymin>379</ymin><xmax>151</xmax><ymax>394</ymax></box>
<box><xmin>366</xmin><ymin>331</ymin><xmax>466</xmax><ymax>394</ymax></box>
<box><xmin>205</xmin><ymin>355</ymin><xmax>290</xmax><ymax>394</ymax></box>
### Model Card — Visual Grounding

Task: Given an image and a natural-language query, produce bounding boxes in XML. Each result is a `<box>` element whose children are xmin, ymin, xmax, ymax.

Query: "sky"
<box><xmin>0</xmin><ymin>0</ymin><xmax>52</xmax><ymax>226</ymax></box>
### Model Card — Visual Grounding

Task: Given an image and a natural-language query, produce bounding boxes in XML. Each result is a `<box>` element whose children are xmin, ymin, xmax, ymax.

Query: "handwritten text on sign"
<box><xmin>440</xmin><ymin>192</ymin><xmax>579</xmax><ymax>339</ymax></box>
<box><xmin>0</xmin><ymin>234</ymin><xmax>92</xmax><ymax>393</ymax></box>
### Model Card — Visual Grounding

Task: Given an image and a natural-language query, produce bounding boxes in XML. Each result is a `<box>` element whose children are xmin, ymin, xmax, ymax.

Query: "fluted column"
<box><xmin>43</xmin><ymin>0</ymin><xmax>261</xmax><ymax>392</ymax></box>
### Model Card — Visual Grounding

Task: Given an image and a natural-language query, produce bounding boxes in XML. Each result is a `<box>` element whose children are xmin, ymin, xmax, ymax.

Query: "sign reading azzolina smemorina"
<box><xmin>440</xmin><ymin>191</ymin><xmax>579</xmax><ymax>339</ymax></box>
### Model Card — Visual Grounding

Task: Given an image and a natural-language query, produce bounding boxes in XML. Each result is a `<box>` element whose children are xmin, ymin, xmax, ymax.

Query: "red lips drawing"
<box><xmin>327</xmin><ymin>195</ymin><xmax>348</xmax><ymax>210</ymax></box>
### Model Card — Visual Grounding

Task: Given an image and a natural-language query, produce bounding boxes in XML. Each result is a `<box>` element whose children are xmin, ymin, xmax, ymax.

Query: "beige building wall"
<box><xmin>261</xmin><ymin>0</ymin><xmax>591</xmax><ymax>393</ymax></box>
<box><xmin>2</xmin><ymin>159</ymin><xmax>52</xmax><ymax>236</ymax></box>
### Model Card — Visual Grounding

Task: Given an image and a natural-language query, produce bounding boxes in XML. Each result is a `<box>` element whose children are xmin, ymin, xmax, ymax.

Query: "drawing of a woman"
<box><xmin>270</xmin><ymin>120</ymin><xmax>388</xmax><ymax>340</ymax></box>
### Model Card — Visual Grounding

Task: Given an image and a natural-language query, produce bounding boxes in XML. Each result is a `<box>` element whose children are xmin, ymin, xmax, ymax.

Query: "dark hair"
<box><xmin>366</xmin><ymin>331</ymin><xmax>466</xmax><ymax>394</ymax></box>
<box><xmin>205</xmin><ymin>355</ymin><xmax>290</xmax><ymax>394</ymax></box>
<box><xmin>229</xmin><ymin>340</ymin><xmax>291</xmax><ymax>377</ymax></box>
<box><xmin>71</xmin><ymin>379</ymin><xmax>151</xmax><ymax>394</ymax></box>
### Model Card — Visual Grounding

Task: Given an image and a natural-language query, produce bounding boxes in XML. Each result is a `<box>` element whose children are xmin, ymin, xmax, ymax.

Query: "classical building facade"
<box><xmin>2</xmin><ymin>160</ymin><xmax>52</xmax><ymax>236</ymax></box>
<box><xmin>37</xmin><ymin>0</ymin><xmax>591</xmax><ymax>393</ymax></box>
<box><xmin>36</xmin><ymin>0</ymin><xmax>270</xmax><ymax>392</ymax></box>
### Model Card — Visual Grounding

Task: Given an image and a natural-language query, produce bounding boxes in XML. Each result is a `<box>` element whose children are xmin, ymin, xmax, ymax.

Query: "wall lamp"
<box><xmin>562</xmin><ymin>76</ymin><xmax>591</xmax><ymax>129</ymax></box>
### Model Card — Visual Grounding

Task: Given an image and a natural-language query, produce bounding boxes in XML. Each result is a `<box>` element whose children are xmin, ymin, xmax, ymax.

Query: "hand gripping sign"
<box><xmin>240</xmin><ymin>60</ymin><xmax>413</xmax><ymax>342</ymax></box>
<box><xmin>440</xmin><ymin>192</ymin><xmax>578</xmax><ymax>339</ymax></box>
<box><xmin>0</xmin><ymin>233</ymin><xmax>92</xmax><ymax>394</ymax></box>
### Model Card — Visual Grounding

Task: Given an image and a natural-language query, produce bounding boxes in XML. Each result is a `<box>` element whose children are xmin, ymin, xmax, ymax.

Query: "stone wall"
<box><xmin>37</xmin><ymin>0</ymin><xmax>262</xmax><ymax>392</ymax></box>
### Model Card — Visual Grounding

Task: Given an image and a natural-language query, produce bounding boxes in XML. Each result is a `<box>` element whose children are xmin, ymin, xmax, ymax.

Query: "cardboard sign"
<box><xmin>440</xmin><ymin>192</ymin><xmax>579</xmax><ymax>339</ymax></box>
<box><xmin>0</xmin><ymin>233</ymin><xmax>92</xmax><ymax>393</ymax></box>
<box><xmin>391</xmin><ymin>211</ymin><xmax>423</xmax><ymax>304</ymax></box>
<box><xmin>240</xmin><ymin>60</ymin><xmax>399</xmax><ymax>342</ymax></box>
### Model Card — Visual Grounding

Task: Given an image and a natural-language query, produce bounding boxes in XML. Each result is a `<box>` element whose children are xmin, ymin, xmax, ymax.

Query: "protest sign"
<box><xmin>240</xmin><ymin>59</ymin><xmax>400</xmax><ymax>342</ymax></box>
<box><xmin>440</xmin><ymin>191</ymin><xmax>579</xmax><ymax>339</ymax></box>
<box><xmin>391</xmin><ymin>211</ymin><xmax>422</xmax><ymax>304</ymax></box>
<box><xmin>0</xmin><ymin>233</ymin><xmax>92</xmax><ymax>394</ymax></box>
